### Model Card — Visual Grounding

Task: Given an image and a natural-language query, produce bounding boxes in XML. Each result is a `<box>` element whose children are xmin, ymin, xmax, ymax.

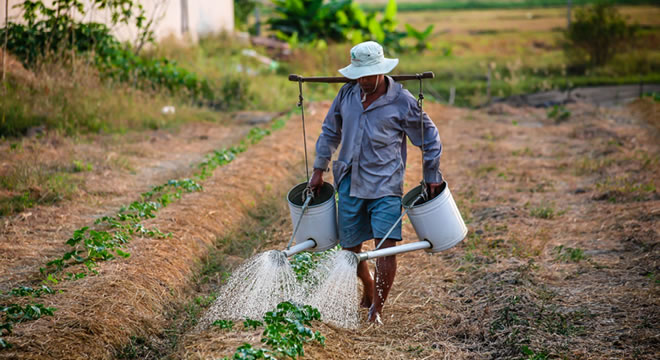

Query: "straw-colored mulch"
<box><xmin>0</xmin><ymin>103</ymin><xmax>326</xmax><ymax>359</ymax></box>
<box><xmin>2</xmin><ymin>100</ymin><xmax>658</xmax><ymax>359</ymax></box>
<box><xmin>172</xmin><ymin>102</ymin><xmax>659</xmax><ymax>359</ymax></box>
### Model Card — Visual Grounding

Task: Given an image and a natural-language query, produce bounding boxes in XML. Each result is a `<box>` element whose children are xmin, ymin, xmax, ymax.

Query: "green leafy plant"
<box><xmin>289</xmin><ymin>252</ymin><xmax>324</xmax><ymax>282</ymax></box>
<box><xmin>546</xmin><ymin>105</ymin><xmax>571</xmax><ymax>123</ymax></box>
<box><xmin>2</xmin><ymin>0</ymin><xmax>150</xmax><ymax>66</ymax></box>
<box><xmin>243</xmin><ymin>318</ymin><xmax>264</xmax><ymax>330</ymax></box>
<box><xmin>235</xmin><ymin>0</ymin><xmax>258</xmax><ymax>30</ymax></box>
<box><xmin>261</xmin><ymin>302</ymin><xmax>325</xmax><ymax>358</ymax></box>
<box><xmin>229</xmin><ymin>343</ymin><xmax>275</xmax><ymax>360</ymax></box>
<box><xmin>212</xmin><ymin>319</ymin><xmax>235</xmax><ymax>330</ymax></box>
<box><xmin>530</xmin><ymin>203</ymin><xmax>563</xmax><ymax>219</ymax></box>
<box><xmin>72</xmin><ymin>160</ymin><xmax>93</xmax><ymax>172</ymax></box>
<box><xmin>404</xmin><ymin>24</ymin><xmax>434</xmax><ymax>52</ymax></box>
<box><xmin>0</xmin><ymin>0</ymin><xmax>216</xmax><ymax>104</ymax></box>
<box><xmin>1</xmin><ymin>303</ymin><xmax>56</xmax><ymax>349</ymax></box>
<box><xmin>521</xmin><ymin>345</ymin><xmax>549</xmax><ymax>360</ymax></box>
<box><xmin>221</xmin><ymin>302</ymin><xmax>325</xmax><ymax>359</ymax></box>
<box><xmin>268</xmin><ymin>0</ymin><xmax>427</xmax><ymax>53</ymax></box>
<box><xmin>553</xmin><ymin>245</ymin><xmax>586</xmax><ymax>262</ymax></box>
<box><xmin>7</xmin><ymin>285</ymin><xmax>54</xmax><ymax>298</ymax></box>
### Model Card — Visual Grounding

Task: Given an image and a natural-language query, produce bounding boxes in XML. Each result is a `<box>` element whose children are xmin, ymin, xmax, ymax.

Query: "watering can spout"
<box><xmin>282</xmin><ymin>239</ymin><xmax>317</xmax><ymax>257</ymax></box>
<box><xmin>355</xmin><ymin>240</ymin><xmax>432</xmax><ymax>262</ymax></box>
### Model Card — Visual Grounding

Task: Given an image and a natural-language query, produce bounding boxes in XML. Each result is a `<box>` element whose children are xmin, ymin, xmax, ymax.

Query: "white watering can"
<box><xmin>282</xmin><ymin>181</ymin><xmax>339</xmax><ymax>257</ymax></box>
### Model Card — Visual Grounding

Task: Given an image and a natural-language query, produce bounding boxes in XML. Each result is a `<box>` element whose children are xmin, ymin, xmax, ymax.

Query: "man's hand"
<box><xmin>309</xmin><ymin>169</ymin><xmax>325</xmax><ymax>197</ymax></box>
<box><xmin>426</xmin><ymin>181</ymin><xmax>444</xmax><ymax>199</ymax></box>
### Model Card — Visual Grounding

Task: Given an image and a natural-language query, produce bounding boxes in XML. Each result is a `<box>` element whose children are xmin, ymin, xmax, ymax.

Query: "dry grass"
<box><xmin>0</xmin><ymin>101</ymin><xmax>322</xmax><ymax>359</ymax></box>
<box><xmin>397</xmin><ymin>6</ymin><xmax>660</xmax><ymax>35</ymax></box>
<box><xmin>170</xmin><ymin>102</ymin><xmax>657</xmax><ymax>359</ymax></box>
<box><xmin>0</xmin><ymin>54</ymin><xmax>222</xmax><ymax>138</ymax></box>
<box><xmin>1</xmin><ymin>97</ymin><xmax>659</xmax><ymax>359</ymax></box>
<box><xmin>0</xmin><ymin>121</ymin><xmax>251</xmax><ymax>287</ymax></box>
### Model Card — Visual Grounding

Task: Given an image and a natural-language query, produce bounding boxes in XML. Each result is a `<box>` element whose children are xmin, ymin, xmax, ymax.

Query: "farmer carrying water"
<box><xmin>309</xmin><ymin>41</ymin><xmax>444</xmax><ymax>324</ymax></box>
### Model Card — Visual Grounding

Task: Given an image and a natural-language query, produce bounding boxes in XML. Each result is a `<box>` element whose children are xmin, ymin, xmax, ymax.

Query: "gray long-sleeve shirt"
<box><xmin>313</xmin><ymin>76</ymin><xmax>443</xmax><ymax>199</ymax></box>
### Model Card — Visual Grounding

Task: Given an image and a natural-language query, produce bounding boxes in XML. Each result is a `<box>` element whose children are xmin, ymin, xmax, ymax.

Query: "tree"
<box><xmin>564</xmin><ymin>1</ymin><xmax>637</xmax><ymax>67</ymax></box>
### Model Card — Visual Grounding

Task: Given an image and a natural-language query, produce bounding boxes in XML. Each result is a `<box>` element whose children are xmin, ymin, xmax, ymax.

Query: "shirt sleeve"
<box><xmin>401</xmin><ymin>93</ymin><xmax>443</xmax><ymax>184</ymax></box>
<box><xmin>313</xmin><ymin>86</ymin><xmax>346</xmax><ymax>171</ymax></box>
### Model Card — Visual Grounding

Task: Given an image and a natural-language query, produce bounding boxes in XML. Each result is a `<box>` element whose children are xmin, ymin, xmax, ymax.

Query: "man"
<box><xmin>309</xmin><ymin>41</ymin><xmax>444</xmax><ymax>324</ymax></box>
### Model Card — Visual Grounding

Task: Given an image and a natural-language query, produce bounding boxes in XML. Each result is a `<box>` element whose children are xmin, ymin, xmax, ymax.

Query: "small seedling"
<box><xmin>212</xmin><ymin>319</ymin><xmax>234</xmax><ymax>330</ymax></box>
<box><xmin>553</xmin><ymin>245</ymin><xmax>586</xmax><ymax>262</ymax></box>
<box><xmin>243</xmin><ymin>318</ymin><xmax>263</xmax><ymax>330</ymax></box>
<box><xmin>521</xmin><ymin>345</ymin><xmax>549</xmax><ymax>360</ymax></box>
<box><xmin>72</xmin><ymin>160</ymin><xmax>93</xmax><ymax>172</ymax></box>
<box><xmin>530</xmin><ymin>203</ymin><xmax>563</xmax><ymax>219</ymax></box>
<box><xmin>547</xmin><ymin>105</ymin><xmax>570</xmax><ymax>123</ymax></box>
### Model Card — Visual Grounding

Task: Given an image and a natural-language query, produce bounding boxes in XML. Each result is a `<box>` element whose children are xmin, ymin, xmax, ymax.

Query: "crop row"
<box><xmin>0</xmin><ymin>120</ymin><xmax>286</xmax><ymax>349</ymax></box>
<box><xmin>213</xmin><ymin>301</ymin><xmax>325</xmax><ymax>360</ymax></box>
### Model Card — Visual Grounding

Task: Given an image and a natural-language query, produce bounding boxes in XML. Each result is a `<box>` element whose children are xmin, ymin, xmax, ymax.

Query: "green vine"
<box><xmin>1</xmin><ymin>116</ymin><xmax>287</xmax><ymax>351</ymax></box>
<box><xmin>220</xmin><ymin>302</ymin><xmax>325</xmax><ymax>360</ymax></box>
<box><xmin>1</xmin><ymin>303</ymin><xmax>57</xmax><ymax>349</ymax></box>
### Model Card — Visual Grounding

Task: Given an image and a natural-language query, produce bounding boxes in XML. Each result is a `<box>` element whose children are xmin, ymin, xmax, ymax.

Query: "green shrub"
<box><xmin>235</xmin><ymin>0</ymin><xmax>258</xmax><ymax>30</ymax></box>
<box><xmin>547</xmin><ymin>105</ymin><xmax>571</xmax><ymax>123</ymax></box>
<box><xmin>563</xmin><ymin>2</ymin><xmax>638</xmax><ymax>67</ymax></box>
<box><xmin>0</xmin><ymin>0</ymin><xmax>215</xmax><ymax>102</ymax></box>
<box><xmin>268</xmin><ymin>0</ymin><xmax>428</xmax><ymax>53</ymax></box>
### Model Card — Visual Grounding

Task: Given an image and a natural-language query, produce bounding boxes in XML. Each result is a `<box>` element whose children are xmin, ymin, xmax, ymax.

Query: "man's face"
<box><xmin>357</xmin><ymin>74</ymin><xmax>383</xmax><ymax>93</ymax></box>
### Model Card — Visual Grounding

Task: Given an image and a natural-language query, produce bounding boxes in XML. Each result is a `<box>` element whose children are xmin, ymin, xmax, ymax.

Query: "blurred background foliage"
<box><xmin>0</xmin><ymin>0</ymin><xmax>658</xmax><ymax>136</ymax></box>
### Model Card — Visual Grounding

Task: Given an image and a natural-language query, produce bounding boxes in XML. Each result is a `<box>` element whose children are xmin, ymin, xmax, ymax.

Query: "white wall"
<box><xmin>0</xmin><ymin>0</ymin><xmax>234</xmax><ymax>44</ymax></box>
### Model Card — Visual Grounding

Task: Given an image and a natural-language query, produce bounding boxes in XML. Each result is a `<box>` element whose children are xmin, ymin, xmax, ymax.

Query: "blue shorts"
<box><xmin>337</xmin><ymin>173</ymin><xmax>402</xmax><ymax>248</ymax></box>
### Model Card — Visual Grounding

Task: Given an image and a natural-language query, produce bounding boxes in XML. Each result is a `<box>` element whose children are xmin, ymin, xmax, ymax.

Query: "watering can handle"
<box><xmin>286</xmin><ymin>194</ymin><xmax>313</xmax><ymax>250</ymax></box>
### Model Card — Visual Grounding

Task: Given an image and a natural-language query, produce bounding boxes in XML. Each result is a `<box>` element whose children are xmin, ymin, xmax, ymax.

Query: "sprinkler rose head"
<box><xmin>337</xmin><ymin>250</ymin><xmax>360</xmax><ymax>266</ymax></box>
<box><xmin>269</xmin><ymin>250</ymin><xmax>289</xmax><ymax>267</ymax></box>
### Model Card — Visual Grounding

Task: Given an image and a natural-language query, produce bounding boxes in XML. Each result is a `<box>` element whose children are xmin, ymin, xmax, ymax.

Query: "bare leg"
<box><xmin>344</xmin><ymin>243</ymin><xmax>374</xmax><ymax>309</ymax></box>
<box><xmin>369</xmin><ymin>238</ymin><xmax>397</xmax><ymax>323</ymax></box>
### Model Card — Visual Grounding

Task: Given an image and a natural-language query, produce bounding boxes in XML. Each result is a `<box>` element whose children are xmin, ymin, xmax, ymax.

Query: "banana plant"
<box><xmin>405</xmin><ymin>23</ymin><xmax>434</xmax><ymax>52</ymax></box>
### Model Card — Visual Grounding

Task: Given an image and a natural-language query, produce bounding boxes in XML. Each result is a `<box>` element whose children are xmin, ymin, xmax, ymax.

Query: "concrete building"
<box><xmin>1</xmin><ymin>0</ymin><xmax>234</xmax><ymax>44</ymax></box>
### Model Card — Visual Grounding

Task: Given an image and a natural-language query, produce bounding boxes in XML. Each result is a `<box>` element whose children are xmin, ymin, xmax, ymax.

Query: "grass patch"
<box><xmin>574</xmin><ymin>156</ymin><xmax>616</xmax><ymax>175</ymax></box>
<box><xmin>553</xmin><ymin>245</ymin><xmax>586</xmax><ymax>262</ymax></box>
<box><xmin>474</xmin><ymin>164</ymin><xmax>497</xmax><ymax>177</ymax></box>
<box><xmin>529</xmin><ymin>202</ymin><xmax>564</xmax><ymax>219</ymax></box>
<box><xmin>361</xmin><ymin>0</ymin><xmax>657</xmax><ymax>12</ymax></box>
<box><xmin>595</xmin><ymin>176</ymin><xmax>657</xmax><ymax>202</ymax></box>
<box><xmin>0</xmin><ymin>163</ymin><xmax>81</xmax><ymax>216</ymax></box>
<box><xmin>484</xmin><ymin>276</ymin><xmax>594</xmax><ymax>357</ymax></box>
<box><xmin>0</xmin><ymin>63</ymin><xmax>223</xmax><ymax>137</ymax></box>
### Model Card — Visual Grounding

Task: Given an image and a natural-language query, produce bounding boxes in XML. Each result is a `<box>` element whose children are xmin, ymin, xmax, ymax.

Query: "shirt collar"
<box><xmin>352</xmin><ymin>76</ymin><xmax>401</xmax><ymax>112</ymax></box>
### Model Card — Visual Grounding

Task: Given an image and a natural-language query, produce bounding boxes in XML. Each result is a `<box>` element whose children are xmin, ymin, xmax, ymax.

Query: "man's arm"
<box><xmin>401</xmin><ymin>97</ymin><xmax>444</xmax><ymax>198</ymax></box>
<box><xmin>309</xmin><ymin>91</ymin><xmax>344</xmax><ymax>194</ymax></box>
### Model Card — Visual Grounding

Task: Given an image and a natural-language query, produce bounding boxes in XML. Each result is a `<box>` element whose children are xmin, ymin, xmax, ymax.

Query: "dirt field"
<box><xmin>1</xmin><ymin>97</ymin><xmax>659</xmax><ymax>359</ymax></box>
<box><xmin>0</xmin><ymin>120</ymin><xmax>254</xmax><ymax>287</ymax></box>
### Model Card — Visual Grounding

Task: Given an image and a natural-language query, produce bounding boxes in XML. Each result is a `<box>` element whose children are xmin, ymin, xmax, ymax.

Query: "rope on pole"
<box><xmin>418</xmin><ymin>74</ymin><xmax>428</xmax><ymax>201</ymax></box>
<box><xmin>298</xmin><ymin>79</ymin><xmax>310</xmax><ymax>184</ymax></box>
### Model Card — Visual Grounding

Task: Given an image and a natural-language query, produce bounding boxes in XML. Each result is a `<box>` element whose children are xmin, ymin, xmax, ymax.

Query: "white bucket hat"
<box><xmin>338</xmin><ymin>41</ymin><xmax>399</xmax><ymax>80</ymax></box>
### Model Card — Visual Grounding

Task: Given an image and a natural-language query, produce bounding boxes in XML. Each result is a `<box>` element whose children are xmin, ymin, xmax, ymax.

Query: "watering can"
<box><xmin>354</xmin><ymin>181</ymin><xmax>467</xmax><ymax>262</ymax></box>
<box><xmin>282</xmin><ymin>182</ymin><xmax>339</xmax><ymax>257</ymax></box>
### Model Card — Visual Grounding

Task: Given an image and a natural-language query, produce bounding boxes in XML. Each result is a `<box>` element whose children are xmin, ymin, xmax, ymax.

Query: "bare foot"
<box><xmin>360</xmin><ymin>294</ymin><xmax>373</xmax><ymax>309</ymax></box>
<box><xmin>367</xmin><ymin>304</ymin><xmax>383</xmax><ymax>325</ymax></box>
